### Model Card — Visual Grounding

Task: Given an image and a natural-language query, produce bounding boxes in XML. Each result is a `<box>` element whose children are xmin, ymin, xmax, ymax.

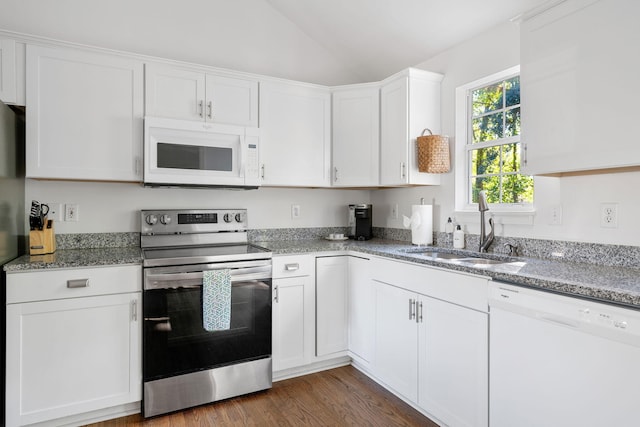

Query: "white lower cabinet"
<box><xmin>347</xmin><ymin>255</ymin><xmax>374</xmax><ymax>367</ymax></box>
<box><xmin>418</xmin><ymin>295</ymin><xmax>488</xmax><ymax>427</ymax></box>
<box><xmin>316</xmin><ymin>256</ymin><xmax>349</xmax><ymax>357</ymax></box>
<box><xmin>373</xmin><ymin>280</ymin><xmax>419</xmax><ymax>402</ymax></box>
<box><xmin>5</xmin><ymin>265</ymin><xmax>141</xmax><ymax>427</ymax></box>
<box><xmin>369</xmin><ymin>257</ymin><xmax>489</xmax><ymax>427</ymax></box>
<box><xmin>272</xmin><ymin>254</ymin><xmax>315</xmax><ymax>372</ymax></box>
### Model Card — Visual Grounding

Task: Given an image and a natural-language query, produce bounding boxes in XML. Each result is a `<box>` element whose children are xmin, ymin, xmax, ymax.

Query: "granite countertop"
<box><xmin>5</xmin><ymin>238</ymin><xmax>640</xmax><ymax>309</ymax></box>
<box><xmin>258</xmin><ymin>238</ymin><xmax>640</xmax><ymax>309</ymax></box>
<box><xmin>3</xmin><ymin>247</ymin><xmax>143</xmax><ymax>272</ymax></box>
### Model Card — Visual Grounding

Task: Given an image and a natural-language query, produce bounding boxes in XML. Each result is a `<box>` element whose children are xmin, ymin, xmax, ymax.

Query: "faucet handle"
<box><xmin>504</xmin><ymin>243</ymin><xmax>519</xmax><ymax>257</ymax></box>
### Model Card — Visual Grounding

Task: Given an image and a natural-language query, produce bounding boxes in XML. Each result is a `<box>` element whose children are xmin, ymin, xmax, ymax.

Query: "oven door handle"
<box><xmin>145</xmin><ymin>267</ymin><xmax>271</xmax><ymax>290</ymax></box>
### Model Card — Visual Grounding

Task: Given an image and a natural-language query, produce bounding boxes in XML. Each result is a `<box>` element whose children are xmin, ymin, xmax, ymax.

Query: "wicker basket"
<box><xmin>417</xmin><ymin>128</ymin><xmax>450</xmax><ymax>173</ymax></box>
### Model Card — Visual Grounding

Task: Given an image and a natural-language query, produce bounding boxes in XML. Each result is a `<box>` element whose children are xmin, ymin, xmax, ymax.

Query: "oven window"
<box><xmin>157</xmin><ymin>142</ymin><xmax>233</xmax><ymax>172</ymax></box>
<box><xmin>144</xmin><ymin>279</ymin><xmax>271</xmax><ymax>381</ymax></box>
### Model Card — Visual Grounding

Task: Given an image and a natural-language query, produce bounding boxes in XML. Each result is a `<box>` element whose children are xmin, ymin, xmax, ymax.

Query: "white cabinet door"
<box><xmin>332</xmin><ymin>86</ymin><xmax>379</xmax><ymax>187</ymax></box>
<box><xmin>347</xmin><ymin>256</ymin><xmax>374</xmax><ymax>367</ymax></box>
<box><xmin>145</xmin><ymin>64</ymin><xmax>258</xmax><ymax>127</ymax></box>
<box><xmin>272</xmin><ymin>275</ymin><xmax>315</xmax><ymax>372</ymax></box>
<box><xmin>0</xmin><ymin>39</ymin><xmax>16</xmax><ymax>104</ymax></box>
<box><xmin>380</xmin><ymin>77</ymin><xmax>409</xmax><ymax>186</ymax></box>
<box><xmin>520</xmin><ymin>0</ymin><xmax>640</xmax><ymax>175</ymax></box>
<box><xmin>418</xmin><ymin>296</ymin><xmax>488</xmax><ymax>427</ymax></box>
<box><xmin>205</xmin><ymin>74</ymin><xmax>258</xmax><ymax>127</ymax></box>
<box><xmin>316</xmin><ymin>256</ymin><xmax>349</xmax><ymax>357</ymax></box>
<box><xmin>145</xmin><ymin>64</ymin><xmax>205</xmax><ymax>121</ymax></box>
<box><xmin>26</xmin><ymin>45</ymin><xmax>143</xmax><ymax>181</ymax></box>
<box><xmin>259</xmin><ymin>80</ymin><xmax>331</xmax><ymax>187</ymax></box>
<box><xmin>380</xmin><ymin>69</ymin><xmax>443</xmax><ymax>186</ymax></box>
<box><xmin>373</xmin><ymin>280</ymin><xmax>418</xmax><ymax>402</ymax></box>
<box><xmin>6</xmin><ymin>292</ymin><xmax>141</xmax><ymax>426</ymax></box>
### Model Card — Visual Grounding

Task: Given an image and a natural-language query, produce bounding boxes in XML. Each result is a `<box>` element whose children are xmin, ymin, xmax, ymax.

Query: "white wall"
<box><xmin>372</xmin><ymin>21</ymin><xmax>640</xmax><ymax>246</ymax></box>
<box><xmin>26</xmin><ymin>180</ymin><xmax>369</xmax><ymax>233</ymax></box>
<box><xmin>0</xmin><ymin>0</ymin><xmax>362</xmax><ymax>86</ymax></box>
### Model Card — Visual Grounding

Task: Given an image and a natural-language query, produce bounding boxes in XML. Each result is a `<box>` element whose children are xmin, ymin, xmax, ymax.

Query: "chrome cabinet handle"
<box><xmin>285</xmin><ymin>263</ymin><xmax>299</xmax><ymax>271</ymax></box>
<box><xmin>401</xmin><ymin>162</ymin><xmax>407</xmax><ymax>180</ymax></box>
<box><xmin>131</xmin><ymin>300</ymin><xmax>138</xmax><ymax>321</ymax></box>
<box><xmin>261</xmin><ymin>164</ymin><xmax>265</xmax><ymax>179</ymax></box>
<box><xmin>67</xmin><ymin>279</ymin><xmax>89</xmax><ymax>288</ymax></box>
<box><xmin>334</xmin><ymin>167</ymin><xmax>338</xmax><ymax>182</ymax></box>
<box><xmin>274</xmin><ymin>285</ymin><xmax>279</xmax><ymax>303</ymax></box>
<box><xmin>522</xmin><ymin>143</ymin><xmax>528</xmax><ymax>167</ymax></box>
<box><xmin>417</xmin><ymin>301</ymin><xmax>423</xmax><ymax>323</ymax></box>
<box><xmin>207</xmin><ymin>101</ymin><xmax>213</xmax><ymax>119</ymax></box>
<box><xmin>198</xmin><ymin>100</ymin><xmax>204</xmax><ymax>118</ymax></box>
<box><xmin>409</xmin><ymin>298</ymin><xmax>416</xmax><ymax>320</ymax></box>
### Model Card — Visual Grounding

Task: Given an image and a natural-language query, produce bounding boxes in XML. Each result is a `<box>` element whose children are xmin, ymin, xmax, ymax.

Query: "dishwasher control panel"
<box><xmin>489</xmin><ymin>282</ymin><xmax>640</xmax><ymax>344</ymax></box>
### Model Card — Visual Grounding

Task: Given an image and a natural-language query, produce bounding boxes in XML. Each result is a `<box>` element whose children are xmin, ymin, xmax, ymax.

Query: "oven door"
<box><xmin>143</xmin><ymin>259</ymin><xmax>271</xmax><ymax>382</ymax></box>
<box><xmin>144</xmin><ymin>117</ymin><xmax>260</xmax><ymax>188</ymax></box>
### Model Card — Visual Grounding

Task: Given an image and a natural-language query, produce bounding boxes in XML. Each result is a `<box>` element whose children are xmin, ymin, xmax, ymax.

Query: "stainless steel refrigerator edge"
<box><xmin>0</xmin><ymin>99</ymin><xmax>26</xmax><ymax>426</ymax></box>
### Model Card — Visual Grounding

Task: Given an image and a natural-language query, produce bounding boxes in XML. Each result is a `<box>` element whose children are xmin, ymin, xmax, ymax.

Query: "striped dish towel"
<box><xmin>202</xmin><ymin>269</ymin><xmax>232</xmax><ymax>331</ymax></box>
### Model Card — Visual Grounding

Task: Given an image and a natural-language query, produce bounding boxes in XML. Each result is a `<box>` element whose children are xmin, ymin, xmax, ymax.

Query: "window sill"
<box><xmin>453</xmin><ymin>209</ymin><xmax>536</xmax><ymax>226</ymax></box>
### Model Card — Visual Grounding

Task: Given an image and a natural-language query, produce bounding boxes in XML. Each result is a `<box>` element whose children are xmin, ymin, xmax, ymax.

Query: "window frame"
<box><xmin>455</xmin><ymin>65</ymin><xmax>534</xmax><ymax>216</ymax></box>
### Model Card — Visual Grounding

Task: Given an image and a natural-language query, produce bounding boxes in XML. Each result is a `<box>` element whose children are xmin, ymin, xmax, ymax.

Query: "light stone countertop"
<box><xmin>5</xmin><ymin>238</ymin><xmax>640</xmax><ymax>309</ymax></box>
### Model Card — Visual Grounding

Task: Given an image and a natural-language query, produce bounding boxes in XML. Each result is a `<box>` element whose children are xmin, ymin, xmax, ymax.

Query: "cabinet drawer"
<box><xmin>272</xmin><ymin>254</ymin><xmax>314</xmax><ymax>278</ymax></box>
<box><xmin>6</xmin><ymin>265</ymin><xmax>142</xmax><ymax>304</ymax></box>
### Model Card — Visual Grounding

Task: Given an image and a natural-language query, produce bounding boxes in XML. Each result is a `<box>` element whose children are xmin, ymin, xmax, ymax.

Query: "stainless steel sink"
<box><xmin>421</xmin><ymin>252</ymin><xmax>468</xmax><ymax>260</ymax></box>
<box><xmin>458</xmin><ymin>257</ymin><xmax>508</xmax><ymax>265</ymax></box>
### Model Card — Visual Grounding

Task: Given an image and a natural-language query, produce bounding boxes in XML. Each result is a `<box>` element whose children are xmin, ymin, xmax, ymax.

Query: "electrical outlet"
<box><xmin>600</xmin><ymin>203</ymin><xmax>618</xmax><ymax>228</ymax></box>
<box><xmin>549</xmin><ymin>205</ymin><xmax>562</xmax><ymax>226</ymax></box>
<box><xmin>291</xmin><ymin>204</ymin><xmax>300</xmax><ymax>219</ymax></box>
<box><xmin>391</xmin><ymin>204</ymin><xmax>399</xmax><ymax>219</ymax></box>
<box><xmin>65</xmin><ymin>203</ymin><xmax>79</xmax><ymax>222</ymax></box>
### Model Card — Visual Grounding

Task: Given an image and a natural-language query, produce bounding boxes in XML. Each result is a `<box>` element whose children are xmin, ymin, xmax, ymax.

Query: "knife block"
<box><xmin>29</xmin><ymin>223</ymin><xmax>56</xmax><ymax>255</ymax></box>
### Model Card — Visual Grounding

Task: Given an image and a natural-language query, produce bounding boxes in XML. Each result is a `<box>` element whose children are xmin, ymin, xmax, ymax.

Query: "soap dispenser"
<box><xmin>453</xmin><ymin>224</ymin><xmax>465</xmax><ymax>249</ymax></box>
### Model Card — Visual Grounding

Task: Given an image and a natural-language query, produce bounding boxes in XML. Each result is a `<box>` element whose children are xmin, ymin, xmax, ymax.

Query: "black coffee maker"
<box><xmin>349</xmin><ymin>204</ymin><xmax>372</xmax><ymax>240</ymax></box>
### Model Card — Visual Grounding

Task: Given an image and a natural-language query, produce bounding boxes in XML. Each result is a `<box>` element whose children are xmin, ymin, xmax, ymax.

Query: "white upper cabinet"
<box><xmin>26</xmin><ymin>45</ymin><xmax>144</xmax><ymax>181</ymax></box>
<box><xmin>145</xmin><ymin>63</ymin><xmax>258</xmax><ymax>127</ymax></box>
<box><xmin>380</xmin><ymin>68</ymin><xmax>443</xmax><ymax>186</ymax></box>
<box><xmin>331</xmin><ymin>85</ymin><xmax>380</xmax><ymax>187</ymax></box>
<box><xmin>520</xmin><ymin>0</ymin><xmax>640</xmax><ymax>175</ymax></box>
<box><xmin>0</xmin><ymin>39</ymin><xmax>16</xmax><ymax>104</ymax></box>
<box><xmin>259</xmin><ymin>80</ymin><xmax>331</xmax><ymax>187</ymax></box>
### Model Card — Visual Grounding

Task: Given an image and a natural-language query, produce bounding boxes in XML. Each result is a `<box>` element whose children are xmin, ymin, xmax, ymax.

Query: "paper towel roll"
<box><xmin>410</xmin><ymin>205</ymin><xmax>433</xmax><ymax>245</ymax></box>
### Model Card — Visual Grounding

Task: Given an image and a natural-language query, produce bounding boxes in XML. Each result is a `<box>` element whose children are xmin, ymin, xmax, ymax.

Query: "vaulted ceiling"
<box><xmin>264</xmin><ymin>0</ymin><xmax>550</xmax><ymax>81</ymax></box>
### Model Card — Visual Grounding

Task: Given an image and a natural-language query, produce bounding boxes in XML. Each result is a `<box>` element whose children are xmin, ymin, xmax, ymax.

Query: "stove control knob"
<box><xmin>145</xmin><ymin>214</ymin><xmax>158</xmax><ymax>226</ymax></box>
<box><xmin>223</xmin><ymin>213</ymin><xmax>233</xmax><ymax>223</ymax></box>
<box><xmin>235</xmin><ymin>213</ymin><xmax>244</xmax><ymax>223</ymax></box>
<box><xmin>160</xmin><ymin>214</ymin><xmax>172</xmax><ymax>225</ymax></box>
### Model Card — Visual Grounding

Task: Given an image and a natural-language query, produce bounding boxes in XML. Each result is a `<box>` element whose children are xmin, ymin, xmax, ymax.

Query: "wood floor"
<box><xmin>87</xmin><ymin>366</ymin><xmax>438</xmax><ymax>426</ymax></box>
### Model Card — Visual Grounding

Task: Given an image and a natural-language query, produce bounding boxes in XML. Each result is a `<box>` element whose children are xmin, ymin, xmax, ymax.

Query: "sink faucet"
<box><xmin>478</xmin><ymin>190</ymin><xmax>494</xmax><ymax>253</ymax></box>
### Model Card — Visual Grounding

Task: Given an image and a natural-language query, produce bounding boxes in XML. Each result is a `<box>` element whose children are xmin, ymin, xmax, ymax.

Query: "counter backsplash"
<box><xmin>49</xmin><ymin>228</ymin><xmax>639</xmax><ymax>269</ymax></box>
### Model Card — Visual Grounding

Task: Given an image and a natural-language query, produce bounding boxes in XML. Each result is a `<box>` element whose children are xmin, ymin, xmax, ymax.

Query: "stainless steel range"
<box><xmin>140</xmin><ymin>209</ymin><xmax>272</xmax><ymax>418</ymax></box>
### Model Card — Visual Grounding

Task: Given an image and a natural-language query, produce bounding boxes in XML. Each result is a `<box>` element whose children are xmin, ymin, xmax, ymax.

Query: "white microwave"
<box><xmin>143</xmin><ymin>117</ymin><xmax>260</xmax><ymax>188</ymax></box>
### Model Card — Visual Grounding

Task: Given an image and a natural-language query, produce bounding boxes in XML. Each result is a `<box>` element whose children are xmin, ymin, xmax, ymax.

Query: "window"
<box><xmin>456</xmin><ymin>67</ymin><xmax>533</xmax><ymax>210</ymax></box>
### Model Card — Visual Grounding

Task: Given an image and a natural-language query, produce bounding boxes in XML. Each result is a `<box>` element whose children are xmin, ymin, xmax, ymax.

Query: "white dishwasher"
<box><xmin>489</xmin><ymin>282</ymin><xmax>640</xmax><ymax>427</ymax></box>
